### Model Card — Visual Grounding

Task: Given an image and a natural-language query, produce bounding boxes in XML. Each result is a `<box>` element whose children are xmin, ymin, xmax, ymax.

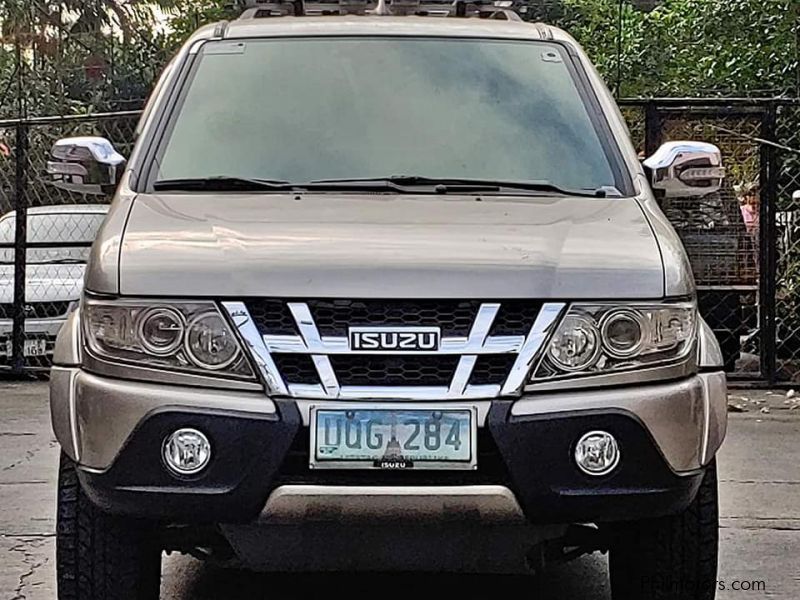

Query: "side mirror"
<box><xmin>643</xmin><ymin>141</ymin><xmax>725</xmax><ymax>198</ymax></box>
<box><xmin>46</xmin><ymin>136</ymin><xmax>126</xmax><ymax>195</ymax></box>
<box><xmin>793</xmin><ymin>191</ymin><xmax>800</xmax><ymax>202</ymax></box>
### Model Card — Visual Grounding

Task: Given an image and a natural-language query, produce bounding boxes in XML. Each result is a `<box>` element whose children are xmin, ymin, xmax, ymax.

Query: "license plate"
<box><xmin>5</xmin><ymin>339</ymin><xmax>47</xmax><ymax>357</ymax></box>
<box><xmin>310</xmin><ymin>406</ymin><xmax>477</xmax><ymax>470</ymax></box>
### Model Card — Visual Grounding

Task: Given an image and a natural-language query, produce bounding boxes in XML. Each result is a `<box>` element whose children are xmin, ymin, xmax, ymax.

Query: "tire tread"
<box><xmin>610</xmin><ymin>460</ymin><xmax>719</xmax><ymax>600</ymax></box>
<box><xmin>56</xmin><ymin>453</ymin><xmax>161</xmax><ymax>600</ymax></box>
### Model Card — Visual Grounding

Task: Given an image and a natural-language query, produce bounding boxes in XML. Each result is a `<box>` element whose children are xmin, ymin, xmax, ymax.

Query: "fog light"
<box><xmin>574</xmin><ymin>430</ymin><xmax>619</xmax><ymax>476</ymax></box>
<box><xmin>162</xmin><ymin>428</ymin><xmax>211</xmax><ymax>475</ymax></box>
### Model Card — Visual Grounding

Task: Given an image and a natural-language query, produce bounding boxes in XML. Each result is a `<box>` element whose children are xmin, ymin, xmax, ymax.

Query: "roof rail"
<box><xmin>236</xmin><ymin>0</ymin><xmax>524</xmax><ymax>19</ymax></box>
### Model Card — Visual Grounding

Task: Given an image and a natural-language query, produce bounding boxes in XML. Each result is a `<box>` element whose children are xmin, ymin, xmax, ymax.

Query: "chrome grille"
<box><xmin>224</xmin><ymin>300</ymin><xmax>565</xmax><ymax>400</ymax></box>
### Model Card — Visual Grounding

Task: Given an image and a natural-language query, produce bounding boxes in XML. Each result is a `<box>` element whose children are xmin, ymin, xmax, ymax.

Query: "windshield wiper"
<box><xmin>153</xmin><ymin>176</ymin><xmax>299</xmax><ymax>192</ymax></box>
<box><xmin>308</xmin><ymin>176</ymin><xmax>618</xmax><ymax>197</ymax></box>
<box><xmin>153</xmin><ymin>175</ymin><xmax>620</xmax><ymax>197</ymax></box>
<box><xmin>31</xmin><ymin>258</ymin><xmax>86</xmax><ymax>265</ymax></box>
<box><xmin>306</xmin><ymin>176</ymin><xmax>501</xmax><ymax>194</ymax></box>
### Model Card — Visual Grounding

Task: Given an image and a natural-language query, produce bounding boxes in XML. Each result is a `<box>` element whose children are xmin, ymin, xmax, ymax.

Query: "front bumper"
<box><xmin>51</xmin><ymin>368</ymin><xmax>727</xmax><ymax>525</ymax></box>
<box><xmin>0</xmin><ymin>317</ymin><xmax>66</xmax><ymax>359</ymax></box>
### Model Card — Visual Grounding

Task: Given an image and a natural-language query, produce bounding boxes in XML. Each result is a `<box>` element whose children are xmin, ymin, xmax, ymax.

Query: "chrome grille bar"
<box><xmin>262</xmin><ymin>334</ymin><xmax>525</xmax><ymax>354</ymax></box>
<box><xmin>223</xmin><ymin>301</ymin><xmax>289</xmax><ymax>396</ymax></box>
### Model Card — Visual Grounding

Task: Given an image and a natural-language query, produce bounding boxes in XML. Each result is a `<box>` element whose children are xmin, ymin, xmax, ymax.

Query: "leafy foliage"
<box><xmin>0</xmin><ymin>0</ymin><xmax>797</xmax><ymax>119</ymax></box>
<box><xmin>531</xmin><ymin>0</ymin><xmax>800</xmax><ymax>97</ymax></box>
<box><xmin>0</xmin><ymin>0</ymin><xmax>173</xmax><ymax>118</ymax></box>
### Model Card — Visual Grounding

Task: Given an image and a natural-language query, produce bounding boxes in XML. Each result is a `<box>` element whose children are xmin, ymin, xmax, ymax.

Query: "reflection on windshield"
<box><xmin>158</xmin><ymin>38</ymin><xmax>619</xmax><ymax>192</ymax></box>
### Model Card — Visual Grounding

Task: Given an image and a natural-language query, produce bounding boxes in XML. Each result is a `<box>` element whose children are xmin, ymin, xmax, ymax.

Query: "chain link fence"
<box><xmin>620</xmin><ymin>98</ymin><xmax>800</xmax><ymax>384</ymax></box>
<box><xmin>0</xmin><ymin>112</ymin><xmax>140</xmax><ymax>370</ymax></box>
<box><xmin>1</xmin><ymin>100</ymin><xmax>799</xmax><ymax>385</ymax></box>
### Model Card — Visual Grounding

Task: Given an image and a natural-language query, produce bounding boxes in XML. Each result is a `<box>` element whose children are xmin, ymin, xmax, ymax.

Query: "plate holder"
<box><xmin>308</xmin><ymin>403</ymin><xmax>479</xmax><ymax>471</ymax></box>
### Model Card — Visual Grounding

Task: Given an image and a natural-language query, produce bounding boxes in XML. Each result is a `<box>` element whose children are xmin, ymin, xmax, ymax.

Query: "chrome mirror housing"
<box><xmin>643</xmin><ymin>141</ymin><xmax>725</xmax><ymax>198</ymax></box>
<box><xmin>46</xmin><ymin>136</ymin><xmax>126</xmax><ymax>195</ymax></box>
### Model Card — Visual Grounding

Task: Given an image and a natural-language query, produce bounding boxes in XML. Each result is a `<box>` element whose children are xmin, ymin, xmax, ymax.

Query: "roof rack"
<box><xmin>236</xmin><ymin>0</ymin><xmax>524</xmax><ymax>20</ymax></box>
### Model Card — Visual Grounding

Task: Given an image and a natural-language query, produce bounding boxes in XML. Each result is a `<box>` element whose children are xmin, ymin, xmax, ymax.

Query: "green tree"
<box><xmin>533</xmin><ymin>0</ymin><xmax>800</xmax><ymax>97</ymax></box>
<box><xmin>0</xmin><ymin>0</ymin><xmax>173</xmax><ymax>117</ymax></box>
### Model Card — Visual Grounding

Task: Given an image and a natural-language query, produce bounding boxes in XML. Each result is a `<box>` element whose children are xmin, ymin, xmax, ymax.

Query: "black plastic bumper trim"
<box><xmin>78</xmin><ymin>401</ymin><xmax>705</xmax><ymax>524</ymax></box>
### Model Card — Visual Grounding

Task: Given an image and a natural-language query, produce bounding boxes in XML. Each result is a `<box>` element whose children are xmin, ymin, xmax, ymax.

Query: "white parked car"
<box><xmin>0</xmin><ymin>204</ymin><xmax>109</xmax><ymax>364</ymax></box>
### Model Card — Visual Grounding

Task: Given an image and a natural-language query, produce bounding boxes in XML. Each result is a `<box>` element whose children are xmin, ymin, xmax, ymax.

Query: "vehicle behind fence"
<box><xmin>1</xmin><ymin>99</ymin><xmax>799</xmax><ymax>385</ymax></box>
<box><xmin>0</xmin><ymin>112</ymin><xmax>140</xmax><ymax>370</ymax></box>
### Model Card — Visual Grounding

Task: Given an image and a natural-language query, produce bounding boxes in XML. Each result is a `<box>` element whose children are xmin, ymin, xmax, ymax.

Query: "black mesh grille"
<box><xmin>246</xmin><ymin>299</ymin><xmax>297</xmax><ymax>335</ymax></box>
<box><xmin>272</xmin><ymin>354</ymin><xmax>319</xmax><ymax>385</ymax></box>
<box><xmin>308</xmin><ymin>300</ymin><xmax>481</xmax><ymax>337</ymax></box>
<box><xmin>469</xmin><ymin>354</ymin><xmax>518</xmax><ymax>386</ymax></box>
<box><xmin>245</xmin><ymin>299</ymin><xmax>540</xmax><ymax>339</ymax></box>
<box><xmin>0</xmin><ymin>301</ymin><xmax>71</xmax><ymax>320</ymax></box>
<box><xmin>329</xmin><ymin>355</ymin><xmax>460</xmax><ymax>386</ymax></box>
<box><xmin>489</xmin><ymin>301</ymin><xmax>541</xmax><ymax>336</ymax></box>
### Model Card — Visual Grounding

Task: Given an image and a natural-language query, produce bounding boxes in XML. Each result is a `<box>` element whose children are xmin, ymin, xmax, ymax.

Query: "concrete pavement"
<box><xmin>1</xmin><ymin>381</ymin><xmax>799</xmax><ymax>599</ymax></box>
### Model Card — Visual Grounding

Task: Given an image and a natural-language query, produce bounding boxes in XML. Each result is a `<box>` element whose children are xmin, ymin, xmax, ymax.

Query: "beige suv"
<box><xmin>48</xmin><ymin>2</ymin><xmax>728</xmax><ymax>599</ymax></box>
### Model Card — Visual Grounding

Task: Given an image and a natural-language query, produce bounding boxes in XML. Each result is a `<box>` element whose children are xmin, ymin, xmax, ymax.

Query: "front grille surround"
<box><xmin>223</xmin><ymin>300</ymin><xmax>565</xmax><ymax>400</ymax></box>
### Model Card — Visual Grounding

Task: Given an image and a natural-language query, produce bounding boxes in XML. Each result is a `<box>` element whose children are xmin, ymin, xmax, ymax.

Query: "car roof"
<box><xmin>220</xmin><ymin>16</ymin><xmax>564</xmax><ymax>43</ymax></box>
<box><xmin>0</xmin><ymin>204</ymin><xmax>110</xmax><ymax>220</ymax></box>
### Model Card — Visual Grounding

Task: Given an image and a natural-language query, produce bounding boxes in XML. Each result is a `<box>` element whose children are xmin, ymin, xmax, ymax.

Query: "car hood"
<box><xmin>0</xmin><ymin>264</ymin><xmax>86</xmax><ymax>305</ymax></box>
<box><xmin>115</xmin><ymin>193</ymin><xmax>665</xmax><ymax>299</ymax></box>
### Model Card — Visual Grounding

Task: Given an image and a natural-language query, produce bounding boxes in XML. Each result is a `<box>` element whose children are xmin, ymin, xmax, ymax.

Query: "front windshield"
<box><xmin>156</xmin><ymin>37</ymin><xmax>621</xmax><ymax>192</ymax></box>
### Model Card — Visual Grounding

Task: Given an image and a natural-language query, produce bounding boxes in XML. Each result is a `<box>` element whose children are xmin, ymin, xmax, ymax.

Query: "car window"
<box><xmin>156</xmin><ymin>37</ymin><xmax>622</xmax><ymax>193</ymax></box>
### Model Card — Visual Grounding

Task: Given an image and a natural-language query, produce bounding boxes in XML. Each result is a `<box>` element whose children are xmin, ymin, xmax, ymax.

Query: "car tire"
<box><xmin>608</xmin><ymin>460</ymin><xmax>719</xmax><ymax>600</ymax></box>
<box><xmin>717</xmin><ymin>333</ymin><xmax>740</xmax><ymax>373</ymax></box>
<box><xmin>56</xmin><ymin>452</ymin><xmax>161</xmax><ymax>600</ymax></box>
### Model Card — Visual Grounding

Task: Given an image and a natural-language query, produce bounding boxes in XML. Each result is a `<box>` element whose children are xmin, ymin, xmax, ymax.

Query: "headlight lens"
<box><xmin>547</xmin><ymin>314</ymin><xmax>601</xmax><ymax>372</ymax></box>
<box><xmin>534</xmin><ymin>301</ymin><xmax>696</xmax><ymax>380</ymax></box>
<box><xmin>184</xmin><ymin>311</ymin><xmax>240</xmax><ymax>370</ymax></box>
<box><xmin>83</xmin><ymin>297</ymin><xmax>254</xmax><ymax>379</ymax></box>
<box><xmin>138</xmin><ymin>307</ymin><xmax>185</xmax><ymax>356</ymax></box>
<box><xmin>600</xmin><ymin>309</ymin><xmax>646</xmax><ymax>358</ymax></box>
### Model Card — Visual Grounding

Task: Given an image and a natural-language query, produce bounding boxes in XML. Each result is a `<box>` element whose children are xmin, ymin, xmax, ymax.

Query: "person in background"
<box><xmin>739</xmin><ymin>181</ymin><xmax>760</xmax><ymax>236</ymax></box>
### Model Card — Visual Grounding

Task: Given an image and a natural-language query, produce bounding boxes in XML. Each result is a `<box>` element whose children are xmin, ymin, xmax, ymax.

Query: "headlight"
<box><xmin>534</xmin><ymin>301</ymin><xmax>696</xmax><ymax>380</ymax></box>
<box><xmin>547</xmin><ymin>314</ymin><xmax>601</xmax><ymax>372</ymax></box>
<box><xmin>82</xmin><ymin>297</ymin><xmax>254</xmax><ymax>379</ymax></box>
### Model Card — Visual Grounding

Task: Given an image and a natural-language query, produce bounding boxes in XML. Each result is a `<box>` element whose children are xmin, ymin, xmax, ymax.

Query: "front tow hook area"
<box><xmin>527</xmin><ymin>524</ymin><xmax>610</xmax><ymax>575</ymax></box>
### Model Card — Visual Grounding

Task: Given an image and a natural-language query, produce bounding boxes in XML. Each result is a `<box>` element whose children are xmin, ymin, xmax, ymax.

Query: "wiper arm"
<box><xmin>309</xmin><ymin>176</ymin><xmax>617</xmax><ymax>197</ymax></box>
<box><xmin>153</xmin><ymin>176</ymin><xmax>299</xmax><ymax>192</ymax></box>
